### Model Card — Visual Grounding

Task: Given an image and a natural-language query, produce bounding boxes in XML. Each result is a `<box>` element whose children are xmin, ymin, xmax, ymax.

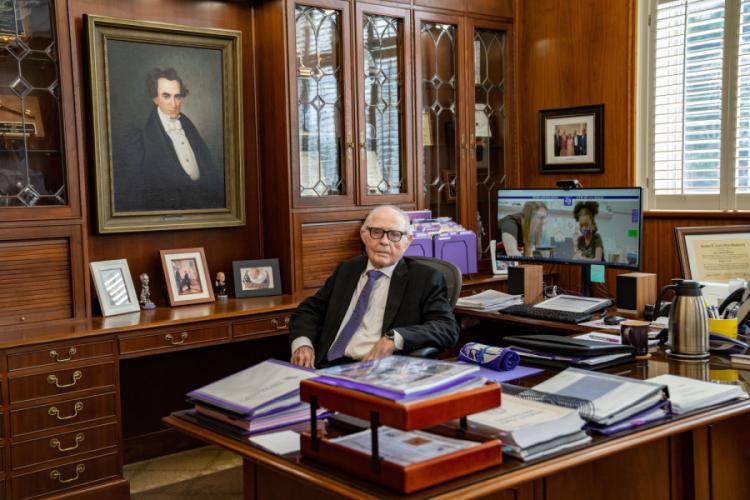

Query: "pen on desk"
<box><xmin>587</xmin><ymin>334</ymin><xmax>621</xmax><ymax>344</ymax></box>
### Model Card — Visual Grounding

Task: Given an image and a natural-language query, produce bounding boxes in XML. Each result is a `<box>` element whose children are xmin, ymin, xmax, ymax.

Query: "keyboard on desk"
<box><xmin>501</xmin><ymin>303</ymin><xmax>594</xmax><ymax>324</ymax></box>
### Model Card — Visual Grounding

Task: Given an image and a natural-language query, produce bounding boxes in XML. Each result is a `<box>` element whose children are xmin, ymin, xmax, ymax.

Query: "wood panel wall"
<box><xmin>64</xmin><ymin>0</ymin><xmax>262</xmax><ymax>309</ymax></box>
<box><xmin>516</xmin><ymin>0</ymin><xmax>636</xmax><ymax>189</ymax></box>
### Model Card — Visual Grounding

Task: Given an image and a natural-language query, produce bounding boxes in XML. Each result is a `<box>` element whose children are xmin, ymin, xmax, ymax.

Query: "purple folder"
<box><xmin>404</xmin><ymin>233</ymin><xmax>433</xmax><ymax>257</ymax></box>
<box><xmin>433</xmin><ymin>231</ymin><xmax>477</xmax><ymax>274</ymax></box>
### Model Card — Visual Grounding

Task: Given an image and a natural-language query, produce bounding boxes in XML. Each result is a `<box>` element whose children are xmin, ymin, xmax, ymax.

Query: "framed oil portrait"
<box><xmin>232</xmin><ymin>259</ymin><xmax>282</xmax><ymax>298</ymax></box>
<box><xmin>539</xmin><ymin>104</ymin><xmax>603</xmax><ymax>174</ymax></box>
<box><xmin>161</xmin><ymin>247</ymin><xmax>215</xmax><ymax>306</ymax></box>
<box><xmin>90</xmin><ymin>259</ymin><xmax>141</xmax><ymax>316</ymax></box>
<box><xmin>87</xmin><ymin>15</ymin><xmax>244</xmax><ymax>233</ymax></box>
<box><xmin>674</xmin><ymin>225</ymin><xmax>750</xmax><ymax>282</ymax></box>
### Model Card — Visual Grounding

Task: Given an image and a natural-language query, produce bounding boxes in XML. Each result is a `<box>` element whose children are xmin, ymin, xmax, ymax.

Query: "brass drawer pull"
<box><xmin>49</xmin><ymin>347</ymin><xmax>77</xmax><ymax>362</ymax></box>
<box><xmin>48</xmin><ymin>370</ymin><xmax>82</xmax><ymax>388</ymax></box>
<box><xmin>48</xmin><ymin>402</ymin><xmax>84</xmax><ymax>421</ymax></box>
<box><xmin>270</xmin><ymin>317</ymin><xmax>290</xmax><ymax>330</ymax></box>
<box><xmin>50</xmin><ymin>464</ymin><xmax>85</xmax><ymax>484</ymax></box>
<box><xmin>50</xmin><ymin>433</ymin><xmax>85</xmax><ymax>452</ymax></box>
<box><xmin>165</xmin><ymin>332</ymin><xmax>188</xmax><ymax>345</ymax></box>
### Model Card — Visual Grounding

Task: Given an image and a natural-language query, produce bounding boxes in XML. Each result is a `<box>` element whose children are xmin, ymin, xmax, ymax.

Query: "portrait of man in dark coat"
<box><xmin>113</xmin><ymin>67</ymin><xmax>225</xmax><ymax>212</ymax></box>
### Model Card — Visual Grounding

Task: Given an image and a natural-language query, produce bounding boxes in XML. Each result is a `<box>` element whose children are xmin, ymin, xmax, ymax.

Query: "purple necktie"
<box><xmin>327</xmin><ymin>269</ymin><xmax>384</xmax><ymax>361</ymax></box>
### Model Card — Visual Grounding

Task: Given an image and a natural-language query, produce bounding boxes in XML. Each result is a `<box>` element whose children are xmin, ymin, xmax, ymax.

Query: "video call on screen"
<box><xmin>497</xmin><ymin>188</ymin><xmax>642</xmax><ymax>268</ymax></box>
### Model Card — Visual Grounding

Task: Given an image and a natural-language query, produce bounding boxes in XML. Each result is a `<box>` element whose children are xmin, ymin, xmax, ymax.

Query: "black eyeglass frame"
<box><xmin>364</xmin><ymin>226</ymin><xmax>407</xmax><ymax>242</ymax></box>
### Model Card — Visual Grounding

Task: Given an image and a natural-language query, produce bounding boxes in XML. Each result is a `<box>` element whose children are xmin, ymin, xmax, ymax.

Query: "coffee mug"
<box><xmin>621</xmin><ymin>319</ymin><xmax>650</xmax><ymax>357</ymax></box>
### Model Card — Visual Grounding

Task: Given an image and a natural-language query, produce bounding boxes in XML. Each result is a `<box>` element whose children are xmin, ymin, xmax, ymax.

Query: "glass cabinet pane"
<box><xmin>420</xmin><ymin>22</ymin><xmax>458</xmax><ymax>220</ymax></box>
<box><xmin>0</xmin><ymin>0</ymin><xmax>65</xmax><ymax>207</ymax></box>
<box><xmin>295</xmin><ymin>5</ymin><xmax>344</xmax><ymax>197</ymax></box>
<box><xmin>362</xmin><ymin>13</ymin><xmax>405</xmax><ymax>195</ymax></box>
<box><xmin>473</xmin><ymin>28</ymin><xmax>507</xmax><ymax>259</ymax></box>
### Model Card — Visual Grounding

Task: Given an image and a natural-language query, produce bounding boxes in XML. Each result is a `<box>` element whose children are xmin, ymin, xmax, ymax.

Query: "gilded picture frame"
<box><xmin>90</xmin><ymin>259</ymin><xmax>141</xmax><ymax>316</ymax></box>
<box><xmin>87</xmin><ymin>15</ymin><xmax>244</xmax><ymax>233</ymax></box>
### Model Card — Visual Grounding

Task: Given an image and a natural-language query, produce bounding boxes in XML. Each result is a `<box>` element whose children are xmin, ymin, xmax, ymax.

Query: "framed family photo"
<box><xmin>674</xmin><ymin>225</ymin><xmax>750</xmax><ymax>282</ymax></box>
<box><xmin>161</xmin><ymin>247</ymin><xmax>214</xmax><ymax>306</ymax></box>
<box><xmin>538</xmin><ymin>104</ymin><xmax>603</xmax><ymax>174</ymax></box>
<box><xmin>87</xmin><ymin>15</ymin><xmax>244</xmax><ymax>233</ymax></box>
<box><xmin>232</xmin><ymin>259</ymin><xmax>282</xmax><ymax>298</ymax></box>
<box><xmin>90</xmin><ymin>259</ymin><xmax>141</xmax><ymax>316</ymax></box>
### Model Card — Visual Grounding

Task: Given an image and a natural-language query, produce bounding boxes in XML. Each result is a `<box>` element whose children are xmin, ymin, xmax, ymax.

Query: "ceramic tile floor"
<box><xmin>124</xmin><ymin>445</ymin><xmax>242</xmax><ymax>499</ymax></box>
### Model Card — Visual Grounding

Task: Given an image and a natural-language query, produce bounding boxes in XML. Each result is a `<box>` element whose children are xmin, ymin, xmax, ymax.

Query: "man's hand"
<box><xmin>291</xmin><ymin>345</ymin><xmax>315</xmax><ymax>368</ymax></box>
<box><xmin>362</xmin><ymin>336</ymin><xmax>396</xmax><ymax>362</ymax></box>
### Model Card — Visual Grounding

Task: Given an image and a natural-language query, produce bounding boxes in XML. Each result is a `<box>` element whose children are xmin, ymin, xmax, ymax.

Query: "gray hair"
<box><xmin>361</xmin><ymin>205</ymin><xmax>413</xmax><ymax>235</ymax></box>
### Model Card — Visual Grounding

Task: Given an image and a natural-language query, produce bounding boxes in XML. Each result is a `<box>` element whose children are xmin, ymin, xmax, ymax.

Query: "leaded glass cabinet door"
<box><xmin>291</xmin><ymin>0</ymin><xmax>354</xmax><ymax>207</ymax></box>
<box><xmin>355</xmin><ymin>3</ymin><xmax>413</xmax><ymax>205</ymax></box>
<box><xmin>415</xmin><ymin>12</ymin><xmax>466</xmax><ymax>222</ymax></box>
<box><xmin>0</xmin><ymin>0</ymin><xmax>70</xmax><ymax>209</ymax></box>
<box><xmin>468</xmin><ymin>20</ymin><xmax>511</xmax><ymax>260</ymax></box>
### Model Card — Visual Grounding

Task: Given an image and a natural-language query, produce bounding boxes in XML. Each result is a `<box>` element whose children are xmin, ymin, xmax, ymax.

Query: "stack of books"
<box><xmin>456</xmin><ymin>290</ymin><xmax>522</xmax><ymax>311</ymax></box>
<box><xmin>187</xmin><ymin>359</ymin><xmax>326</xmax><ymax>435</ymax></box>
<box><xmin>468</xmin><ymin>392</ymin><xmax>590</xmax><ymax>461</ymax></box>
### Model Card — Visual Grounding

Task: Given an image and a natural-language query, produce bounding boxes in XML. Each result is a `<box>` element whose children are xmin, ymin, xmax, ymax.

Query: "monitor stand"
<box><xmin>581</xmin><ymin>264</ymin><xmax>593</xmax><ymax>297</ymax></box>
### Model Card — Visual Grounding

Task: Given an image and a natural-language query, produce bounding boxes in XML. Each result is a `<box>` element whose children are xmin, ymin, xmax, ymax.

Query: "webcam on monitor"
<box><xmin>556</xmin><ymin>179</ymin><xmax>583</xmax><ymax>189</ymax></box>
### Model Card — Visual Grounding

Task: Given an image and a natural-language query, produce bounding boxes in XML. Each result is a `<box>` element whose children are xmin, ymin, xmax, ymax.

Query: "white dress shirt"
<box><xmin>157</xmin><ymin>108</ymin><xmax>200</xmax><ymax>181</ymax></box>
<box><xmin>291</xmin><ymin>261</ymin><xmax>405</xmax><ymax>360</ymax></box>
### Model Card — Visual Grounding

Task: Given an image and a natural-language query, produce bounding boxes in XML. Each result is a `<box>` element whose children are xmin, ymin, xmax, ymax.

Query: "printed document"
<box><xmin>647</xmin><ymin>374</ymin><xmax>748</xmax><ymax>414</ymax></box>
<box><xmin>331</xmin><ymin>427</ymin><xmax>480</xmax><ymax>466</ymax></box>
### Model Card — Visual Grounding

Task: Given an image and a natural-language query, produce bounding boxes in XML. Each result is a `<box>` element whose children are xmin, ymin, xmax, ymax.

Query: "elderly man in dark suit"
<box><xmin>289</xmin><ymin>205</ymin><xmax>459</xmax><ymax>368</ymax></box>
<box><xmin>114</xmin><ymin>67</ymin><xmax>224</xmax><ymax>212</ymax></box>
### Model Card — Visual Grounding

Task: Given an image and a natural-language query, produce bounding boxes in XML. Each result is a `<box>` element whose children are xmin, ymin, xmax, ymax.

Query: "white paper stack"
<box><xmin>647</xmin><ymin>374</ymin><xmax>748</xmax><ymax>414</ymax></box>
<box><xmin>457</xmin><ymin>290</ymin><xmax>523</xmax><ymax>311</ymax></box>
<box><xmin>468</xmin><ymin>393</ymin><xmax>590</xmax><ymax>461</ymax></box>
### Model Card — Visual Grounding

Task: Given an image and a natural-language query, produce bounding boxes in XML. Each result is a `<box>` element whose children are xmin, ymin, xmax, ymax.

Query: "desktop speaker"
<box><xmin>508</xmin><ymin>265</ymin><xmax>544</xmax><ymax>303</ymax></box>
<box><xmin>616</xmin><ymin>272</ymin><xmax>657</xmax><ymax>318</ymax></box>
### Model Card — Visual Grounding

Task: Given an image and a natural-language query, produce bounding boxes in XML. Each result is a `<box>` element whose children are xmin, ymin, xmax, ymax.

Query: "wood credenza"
<box><xmin>0</xmin><ymin>295</ymin><xmax>298</xmax><ymax>499</ymax></box>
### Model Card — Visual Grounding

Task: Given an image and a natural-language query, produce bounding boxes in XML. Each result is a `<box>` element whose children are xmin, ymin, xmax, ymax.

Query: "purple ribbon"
<box><xmin>458</xmin><ymin>342</ymin><xmax>520</xmax><ymax>371</ymax></box>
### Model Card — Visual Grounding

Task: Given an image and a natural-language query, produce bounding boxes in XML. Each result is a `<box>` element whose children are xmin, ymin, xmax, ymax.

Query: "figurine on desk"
<box><xmin>215</xmin><ymin>272</ymin><xmax>228</xmax><ymax>301</ymax></box>
<box><xmin>139</xmin><ymin>273</ymin><xmax>156</xmax><ymax>310</ymax></box>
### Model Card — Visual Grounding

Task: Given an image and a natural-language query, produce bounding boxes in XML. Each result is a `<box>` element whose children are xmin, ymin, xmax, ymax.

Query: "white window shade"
<box><xmin>653</xmin><ymin>0</ymin><xmax>725</xmax><ymax>197</ymax></box>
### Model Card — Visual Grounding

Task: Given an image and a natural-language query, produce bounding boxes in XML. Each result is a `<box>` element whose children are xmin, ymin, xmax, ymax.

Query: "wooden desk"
<box><xmin>0</xmin><ymin>296</ymin><xmax>299</xmax><ymax>499</ymax></box>
<box><xmin>164</xmin><ymin>351</ymin><xmax>750</xmax><ymax>500</ymax></box>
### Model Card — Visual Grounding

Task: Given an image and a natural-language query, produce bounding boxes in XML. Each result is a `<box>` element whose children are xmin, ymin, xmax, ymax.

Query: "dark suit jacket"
<box><xmin>289</xmin><ymin>255</ymin><xmax>459</xmax><ymax>366</ymax></box>
<box><xmin>114</xmin><ymin>108</ymin><xmax>225</xmax><ymax>212</ymax></box>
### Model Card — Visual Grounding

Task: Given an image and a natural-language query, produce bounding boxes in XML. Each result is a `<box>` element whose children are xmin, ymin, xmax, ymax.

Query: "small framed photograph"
<box><xmin>90</xmin><ymin>259</ymin><xmax>141</xmax><ymax>316</ymax></box>
<box><xmin>160</xmin><ymin>247</ymin><xmax>214</xmax><ymax>306</ymax></box>
<box><xmin>674</xmin><ymin>225</ymin><xmax>750</xmax><ymax>281</ymax></box>
<box><xmin>233</xmin><ymin>259</ymin><xmax>282</xmax><ymax>298</ymax></box>
<box><xmin>539</xmin><ymin>104</ymin><xmax>603</xmax><ymax>173</ymax></box>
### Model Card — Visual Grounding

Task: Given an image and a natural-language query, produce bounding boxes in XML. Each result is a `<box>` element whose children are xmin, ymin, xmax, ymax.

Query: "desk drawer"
<box><xmin>11</xmin><ymin>392</ymin><xmax>117</xmax><ymax>437</ymax></box>
<box><xmin>11</xmin><ymin>422</ymin><xmax>118</xmax><ymax>470</ymax></box>
<box><xmin>119</xmin><ymin>324</ymin><xmax>230</xmax><ymax>356</ymax></box>
<box><xmin>11</xmin><ymin>451</ymin><xmax>119</xmax><ymax>499</ymax></box>
<box><xmin>8</xmin><ymin>340</ymin><xmax>115</xmax><ymax>372</ymax></box>
<box><xmin>233</xmin><ymin>314</ymin><xmax>291</xmax><ymax>339</ymax></box>
<box><xmin>9</xmin><ymin>362</ymin><xmax>115</xmax><ymax>404</ymax></box>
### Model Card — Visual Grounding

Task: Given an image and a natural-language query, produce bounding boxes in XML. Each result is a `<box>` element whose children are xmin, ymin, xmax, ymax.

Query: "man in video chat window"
<box><xmin>289</xmin><ymin>205</ymin><xmax>459</xmax><ymax>369</ymax></box>
<box><xmin>115</xmin><ymin>67</ymin><xmax>224</xmax><ymax>212</ymax></box>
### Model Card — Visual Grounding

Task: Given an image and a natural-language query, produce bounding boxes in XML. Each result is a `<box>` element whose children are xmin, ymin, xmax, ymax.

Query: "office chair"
<box><xmin>406</xmin><ymin>256</ymin><xmax>463</xmax><ymax>358</ymax></box>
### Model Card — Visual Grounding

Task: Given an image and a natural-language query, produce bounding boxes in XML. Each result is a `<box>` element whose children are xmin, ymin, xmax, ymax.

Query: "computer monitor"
<box><xmin>494</xmin><ymin>187</ymin><xmax>643</xmax><ymax>295</ymax></box>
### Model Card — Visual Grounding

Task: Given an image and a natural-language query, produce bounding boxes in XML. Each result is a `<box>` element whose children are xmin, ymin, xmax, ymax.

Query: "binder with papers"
<box><xmin>502</xmin><ymin>334</ymin><xmax>635</xmax><ymax>369</ymax></box>
<box><xmin>468</xmin><ymin>392</ymin><xmax>591</xmax><ymax>461</ymax></box>
<box><xmin>647</xmin><ymin>374</ymin><xmax>749</xmax><ymax>414</ymax></box>
<box><xmin>186</xmin><ymin>359</ymin><xmax>320</xmax><ymax>435</ymax></box>
<box><xmin>313</xmin><ymin>356</ymin><xmax>481</xmax><ymax>400</ymax></box>
<box><xmin>529</xmin><ymin>368</ymin><xmax>669</xmax><ymax>426</ymax></box>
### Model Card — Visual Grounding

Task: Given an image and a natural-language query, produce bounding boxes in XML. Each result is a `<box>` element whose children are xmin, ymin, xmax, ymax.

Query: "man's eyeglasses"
<box><xmin>365</xmin><ymin>226</ymin><xmax>406</xmax><ymax>242</ymax></box>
